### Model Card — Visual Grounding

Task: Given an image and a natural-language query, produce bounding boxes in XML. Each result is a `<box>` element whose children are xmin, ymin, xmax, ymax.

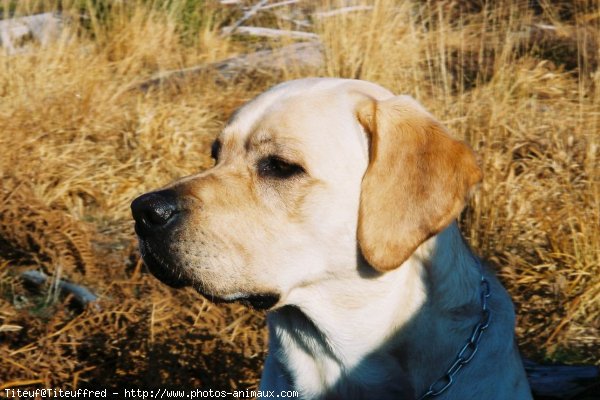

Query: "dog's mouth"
<box><xmin>139</xmin><ymin>240</ymin><xmax>188</xmax><ymax>288</ymax></box>
<box><xmin>138</xmin><ymin>240</ymin><xmax>280</xmax><ymax>310</ymax></box>
<box><xmin>208</xmin><ymin>292</ymin><xmax>281</xmax><ymax>311</ymax></box>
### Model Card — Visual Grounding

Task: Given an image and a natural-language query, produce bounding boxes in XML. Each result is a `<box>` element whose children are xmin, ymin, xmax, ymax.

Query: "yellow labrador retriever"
<box><xmin>131</xmin><ymin>78</ymin><xmax>532</xmax><ymax>399</ymax></box>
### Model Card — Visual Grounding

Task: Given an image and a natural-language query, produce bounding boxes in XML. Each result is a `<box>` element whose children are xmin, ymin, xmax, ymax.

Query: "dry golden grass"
<box><xmin>0</xmin><ymin>0</ymin><xmax>598</xmax><ymax>391</ymax></box>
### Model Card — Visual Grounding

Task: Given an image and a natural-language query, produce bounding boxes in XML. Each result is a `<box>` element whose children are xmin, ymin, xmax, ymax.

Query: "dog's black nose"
<box><xmin>131</xmin><ymin>190</ymin><xmax>180</xmax><ymax>235</ymax></box>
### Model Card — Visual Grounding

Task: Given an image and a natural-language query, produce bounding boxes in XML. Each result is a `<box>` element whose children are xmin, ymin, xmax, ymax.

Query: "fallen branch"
<box><xmin>221</xmin><ymin>26</ymin><xmax>318</xmax><ymax>40</ymax></box>
<box><xmin>314</xmin><ymin>5</ymin><xmax>373</xmax><ymax>19</ymax></box>
<box><xmin>20</xmin><ymin>270</ymin><xmax>100</xmax><ymax>309</ymax></box>
<box><xmin>136</xmin><ymin>41</ymin><xmax>324</xmax><ymax>91</ymax></box>
<box><xmin>261</xmin><ymin>0</ymin><xmax>300</xmax><ymax>10</ymax></box>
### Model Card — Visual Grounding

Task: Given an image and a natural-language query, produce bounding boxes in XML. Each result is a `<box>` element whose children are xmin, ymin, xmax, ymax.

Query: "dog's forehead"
<box><xmin>223</xmin><ymin>80</ymin><xmax>345</xmax><ymax>144</ymax></box>
<box><xmin>220</xmin><ymin>78</ymin><xmax>393</xmax><ymax>149</ymax></box>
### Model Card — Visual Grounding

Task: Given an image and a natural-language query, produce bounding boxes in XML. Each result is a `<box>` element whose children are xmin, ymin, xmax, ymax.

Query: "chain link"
<box><xmin>417</xmin><ymin>259</ymin><xmax>491</xmax><ymax>399</ymax></box>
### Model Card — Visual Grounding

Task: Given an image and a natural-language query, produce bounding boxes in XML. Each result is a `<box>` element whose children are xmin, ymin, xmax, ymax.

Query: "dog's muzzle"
<box><xmin>131</xmin><ymin>190</ymin><xmax>280</xmax><ymax>310</ymax></box>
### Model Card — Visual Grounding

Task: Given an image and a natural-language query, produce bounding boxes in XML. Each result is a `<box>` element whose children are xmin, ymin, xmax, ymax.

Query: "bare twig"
<box><xmin>0</xmin><ymin>325</ymin><xmax>23</xmax><ymax>333</ymax></box>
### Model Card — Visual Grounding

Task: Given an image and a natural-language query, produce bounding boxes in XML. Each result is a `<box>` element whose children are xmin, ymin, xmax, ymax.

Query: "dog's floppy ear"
<box><xmin>356</xmin><ymin>95</ymin><xmax>482</xmax><ymax>272</ymax></box>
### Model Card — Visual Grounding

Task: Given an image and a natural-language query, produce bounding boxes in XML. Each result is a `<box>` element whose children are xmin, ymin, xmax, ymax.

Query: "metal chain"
<box><xmin>417</xmin><ymin>258</ymin><xmax>492</xmax><ymax>399</ymax></box>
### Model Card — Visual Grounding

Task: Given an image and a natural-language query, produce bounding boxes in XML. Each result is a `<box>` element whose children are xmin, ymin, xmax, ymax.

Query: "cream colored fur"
<box><xmin>140</xmin><ymin>78</ymin><xmax>532</xmax><ymax>399</ymax></box>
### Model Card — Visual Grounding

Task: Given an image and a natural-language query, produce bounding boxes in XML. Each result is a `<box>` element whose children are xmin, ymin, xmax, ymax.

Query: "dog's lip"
<box><xmin>138</xmin><ymin>240</ymin><xmax>280</xmax><ymax>310</ymax></box>
<box><xmin>138</xmin><ymin>240</ymin><xmax>188</xmax><ymax>288</ymax></box>
<box><xmin>196</xmin><ymin>289</ymin><xmax>281</xmax><ymax>311</ymax></box>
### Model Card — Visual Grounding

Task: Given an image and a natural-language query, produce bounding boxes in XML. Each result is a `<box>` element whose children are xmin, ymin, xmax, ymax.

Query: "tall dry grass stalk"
<box><xmin>0</xmin><ymin>0</ymin><xmax>598</xmax><ymax>389</ymax></box>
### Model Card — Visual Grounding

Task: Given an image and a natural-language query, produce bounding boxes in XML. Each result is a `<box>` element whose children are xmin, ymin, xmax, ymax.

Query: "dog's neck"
<box><xmin>266</xmin><ymin>222</ymin><xmax>482</xmax><ymax>399</ymax></box>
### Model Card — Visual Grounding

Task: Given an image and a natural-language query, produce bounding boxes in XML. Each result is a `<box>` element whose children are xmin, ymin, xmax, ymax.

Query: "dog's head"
<box><xmin>131</xmin><ymin>78</ymin><xmax>481</xmax><ymax>309</ymax></box>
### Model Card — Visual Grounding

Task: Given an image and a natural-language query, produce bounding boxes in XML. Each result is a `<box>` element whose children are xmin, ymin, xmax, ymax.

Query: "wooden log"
<box><xmin>221</xmin><ymin>26</ymin><xmax>318</xmax><ymax>40</ymax></box>
<box><xmin>313</xmin><ymin>5</ymin><xmax>374</xmax><ymax>19</ymax></box>
<box><xmin>136</xmin><ymin>41</ymin><xmax>324</xmax><ymax>91</ymax></box>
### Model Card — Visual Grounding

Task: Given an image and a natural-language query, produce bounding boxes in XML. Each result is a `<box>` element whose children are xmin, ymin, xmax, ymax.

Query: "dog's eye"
<box><xmin>211</xmin><ymin>140</ymin><xmax>222</xmax><ymax>161</ymax></box>
<box><xmin>258</xmin><ymin>156</ymin><xmax>304</xmax><ymax>179</ymax></box>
